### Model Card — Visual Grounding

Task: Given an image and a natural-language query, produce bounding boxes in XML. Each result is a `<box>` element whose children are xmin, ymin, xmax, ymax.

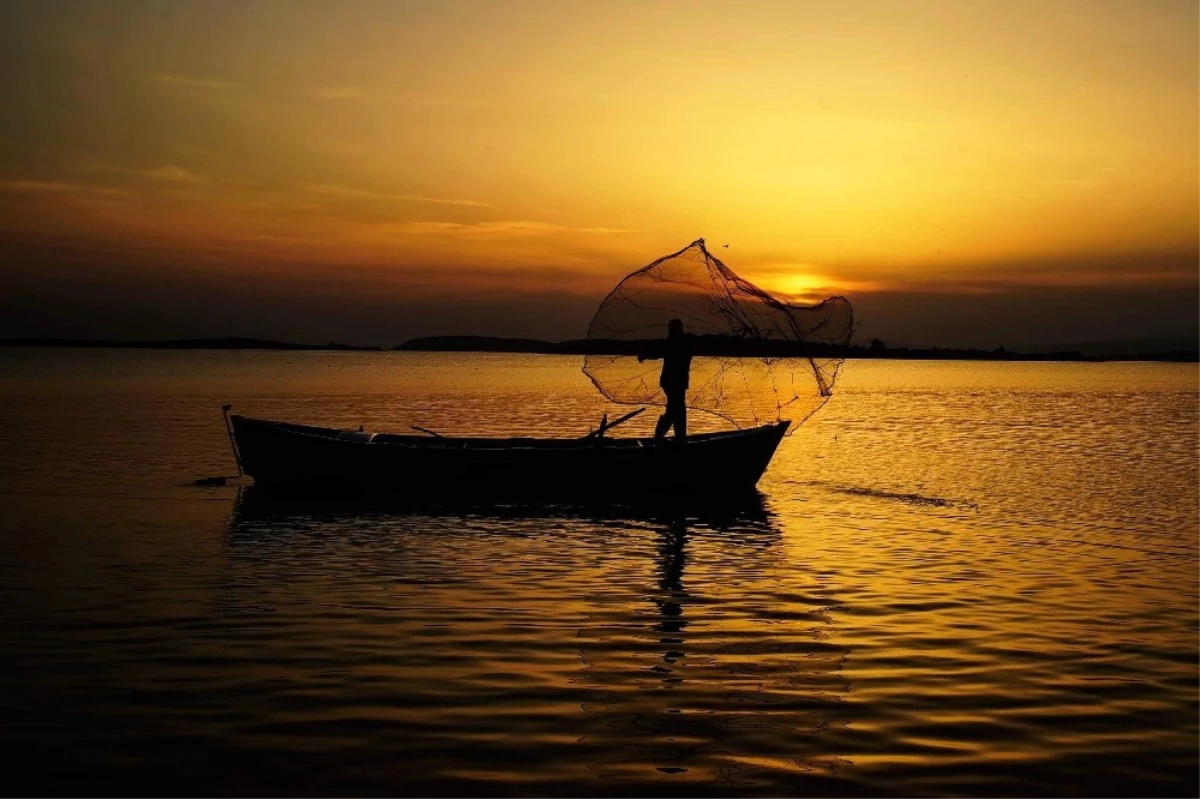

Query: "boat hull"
<box><xmin>229</xmin><ymin>415</ymin><xmax>789</xmax><ymax>499</ymax></box>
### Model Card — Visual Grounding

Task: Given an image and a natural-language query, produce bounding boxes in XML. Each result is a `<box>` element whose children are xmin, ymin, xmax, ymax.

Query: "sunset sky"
<box><xmin>2</xmin><ymin>0</ymin><xmax>1197</xmax><ymax>347</ymax></box>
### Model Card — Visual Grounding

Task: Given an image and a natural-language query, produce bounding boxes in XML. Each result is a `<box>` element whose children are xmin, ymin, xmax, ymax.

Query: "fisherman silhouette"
<box><xmin>638</xmin><ymin>318</ymin><xmax>692</xmax><ymax>442</ymax></box>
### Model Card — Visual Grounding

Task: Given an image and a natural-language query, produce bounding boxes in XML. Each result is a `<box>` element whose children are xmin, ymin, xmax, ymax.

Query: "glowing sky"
<box><xmin>1</xmin><ymin>0</ymin><xmax>1196</xmax><ymax>346</ymax></box>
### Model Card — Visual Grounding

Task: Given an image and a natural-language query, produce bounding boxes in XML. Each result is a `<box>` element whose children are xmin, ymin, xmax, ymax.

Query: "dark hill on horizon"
<box><xmin>0</xmin><ymin>337</ymin><xmax>382</xmax><ymax>351</ymax></box>
<box><xmin>2</xmin><ymin>335</ymin><xmax>1193</xmax><ymax>361</ymax></box>
<box><xmin>1017</xmin><ymin>334</ymin><xmax>1199</xmax><ymax>358</ymax></box>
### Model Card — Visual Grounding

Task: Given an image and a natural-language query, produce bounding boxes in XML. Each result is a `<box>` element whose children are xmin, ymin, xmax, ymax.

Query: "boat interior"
<box><xmin>236</xmin><ymin>416</ymin><xmax>788</xmax><ymax>450</ymax></box>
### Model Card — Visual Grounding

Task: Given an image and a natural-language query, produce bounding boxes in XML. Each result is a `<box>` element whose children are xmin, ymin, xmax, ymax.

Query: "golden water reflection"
<box><xmin>226</xmin><ymin>489</ymin><xmax>853</xmax><ymax>791</ymax></box>
<box><xmin>0</xmin><ymin>352</ymin><xmax>1195</xmax><ymax>795</ymax></box>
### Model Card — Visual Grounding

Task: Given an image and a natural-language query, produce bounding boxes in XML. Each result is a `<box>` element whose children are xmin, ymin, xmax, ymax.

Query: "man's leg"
<box><xmin>667</xmin><ymin>392</ymin><xmax>687</xmax><ymax>442</ymax></box>
<box><xmin>655</xmin><ymin>409</ymin><xmax>672</xmax><ymax>440</ymax></box>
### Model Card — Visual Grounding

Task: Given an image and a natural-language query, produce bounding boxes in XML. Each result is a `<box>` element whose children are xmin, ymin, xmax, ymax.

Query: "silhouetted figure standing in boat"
<box><xmin>638</xmin><ymin>318</ymin><xmax>692</xmax><ymax>442</ymax></box>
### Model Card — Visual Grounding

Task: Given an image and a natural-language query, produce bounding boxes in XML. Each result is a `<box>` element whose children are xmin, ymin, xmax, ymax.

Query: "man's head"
<box><xmin>668</xmin><ymin>318</ymin><xmax>684</xmax><ymax>337</ymax></box>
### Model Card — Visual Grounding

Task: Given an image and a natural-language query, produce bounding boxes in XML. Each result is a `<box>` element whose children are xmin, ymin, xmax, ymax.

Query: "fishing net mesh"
<box><xmin>583</xmin><ymin>239</ymin><xmax>854</xmax><ymax>431</ymax></box>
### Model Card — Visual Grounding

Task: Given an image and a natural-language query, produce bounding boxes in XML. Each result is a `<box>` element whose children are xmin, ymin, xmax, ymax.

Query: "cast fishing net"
<box><xmin>583</xmin><ymin>239</ymin><xmax>854</xmax><ymax>431</ymax></box>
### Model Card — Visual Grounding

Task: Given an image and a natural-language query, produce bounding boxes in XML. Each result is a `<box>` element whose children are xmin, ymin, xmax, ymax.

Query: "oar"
<box><xmin>411</xmin><ymin>426</ymin><xmax>443</xmax><ymax>438</ymax></box>
<box><xmin>586</xmin><ymin>407</ymin><xmax>645</xmax><ymax>438</ymax></box>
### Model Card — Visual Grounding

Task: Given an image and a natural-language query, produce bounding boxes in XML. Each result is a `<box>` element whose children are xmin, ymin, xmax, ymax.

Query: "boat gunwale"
<box><xmin>232</xmin><ymin>414</ymin><xmax>789</xmax><ymax>452</ymax></box>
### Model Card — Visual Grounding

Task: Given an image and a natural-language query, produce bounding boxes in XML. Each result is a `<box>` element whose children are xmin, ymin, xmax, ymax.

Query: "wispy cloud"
<box><xmin>148</xmin><ymin>74</ymin><xmax>232</xmax><ymax>90</ymax></box>
<box><xmin>828</xmin><ymin>255</ymin><xmax>1200</xmax><ymax>296</ymax></box>
<box><xmin>71</xmin><ymin>163</ymin><xmax>208</xmax><ymax>186</ymax></box>
<box><xmin>301</xmin><ymin>183</ymin><xmax>487</xmax><ymax>207</ymax></box>
<box><xmin>402</xmin><ymin>194</ymin><xmax>488</xmax><ymax>208</ymax></box>
<box><xmin>132</xmin><ymin>165</ymin><xmax>206</xmax><ymax>184</ymax></box>
<box><xmin>0</xmin><ymin>180</ymin><xmax>127</xmax><ymax>196</ymax></box>
<box><xmin>383</xmin><ymin>220</ymin><xmax>637</xmax><ymax>236</ymax></box>
<box><xmin>306</xmin><ymin>87</ymin><xmax>371</xmax><ymax>102</ymax></box>
<box><xmin>304</xmin><ymin>86</ymin><xmax>496</xmax><ymax>111</ymax></box>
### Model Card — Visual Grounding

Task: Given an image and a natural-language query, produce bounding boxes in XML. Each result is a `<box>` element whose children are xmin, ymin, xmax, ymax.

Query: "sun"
<box><xmin>763</xmin><ymin>273</ymin><xmax>832</xmax><ymax>303</ymax></box>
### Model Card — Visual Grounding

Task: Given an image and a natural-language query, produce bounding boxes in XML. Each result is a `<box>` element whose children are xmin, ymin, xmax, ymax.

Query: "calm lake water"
<box><xmin>0</xmin><ymin>349</ymin><xmax>1196</xmax><ymax>797</ymax></box>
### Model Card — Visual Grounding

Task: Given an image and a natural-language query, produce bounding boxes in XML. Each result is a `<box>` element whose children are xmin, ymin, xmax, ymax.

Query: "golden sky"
<box><xmin>1</xmin><ymin>0</ymin><xmax>1196</xmax><ymax>344</ymax></box>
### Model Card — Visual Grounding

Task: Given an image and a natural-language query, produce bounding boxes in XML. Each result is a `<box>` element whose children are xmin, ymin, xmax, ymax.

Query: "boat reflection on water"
<box><xmin>224</xmin><ymin>486</ymin><xmax>852</xmax><ymax>792</ymax></box>
<box><xmin>228</xmin><ymin>483</ymin><xmax>776</xmax><ymax>529</ymax></box>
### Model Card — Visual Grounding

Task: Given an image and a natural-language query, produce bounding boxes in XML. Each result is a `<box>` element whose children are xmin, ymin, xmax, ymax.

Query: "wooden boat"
<box><xmin>228</xmin><ymin>413</ymin><xmax>789</xmax><ymax>498</ymax></box>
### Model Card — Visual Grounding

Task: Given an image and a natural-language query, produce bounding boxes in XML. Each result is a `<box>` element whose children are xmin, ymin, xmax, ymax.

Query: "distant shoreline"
<box><xmin>4</xmin><ymin>335</ymin><xmax>1194</xmax><ymax>362</ymax></box>
<box><xmin>394</xmin><ymin>336</ymin><xmax>1199</xmax><ymax>363</ymax></box>
<box><xmin>0</xmin><ymin>337</ymin><xmax>383</xmax><ymax>352</ymax></box>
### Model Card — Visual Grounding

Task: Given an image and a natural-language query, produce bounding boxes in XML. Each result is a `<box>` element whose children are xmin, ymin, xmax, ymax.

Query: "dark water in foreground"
<box><xmin>0</xmin><ymin>350</ymin><xmax>1196</xmax><ymax>796</ymax></box>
